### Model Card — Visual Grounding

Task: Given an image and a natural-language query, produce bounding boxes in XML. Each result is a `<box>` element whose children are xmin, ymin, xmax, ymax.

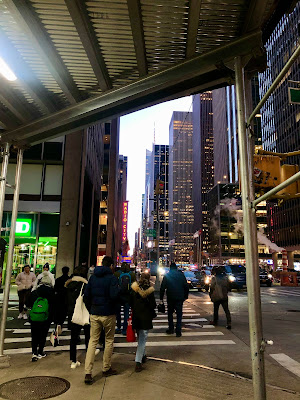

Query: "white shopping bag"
<box><xmin>71</xmin><ymin>284</ymin><xmax>90</xmax><ymax>326</ymax></box>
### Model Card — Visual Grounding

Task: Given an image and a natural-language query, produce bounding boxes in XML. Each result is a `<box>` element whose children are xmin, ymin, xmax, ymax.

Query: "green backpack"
<box><xmin>30</xmin><ymin>297</ymin><xmax>49</xmax><ymax>322</ymax></box>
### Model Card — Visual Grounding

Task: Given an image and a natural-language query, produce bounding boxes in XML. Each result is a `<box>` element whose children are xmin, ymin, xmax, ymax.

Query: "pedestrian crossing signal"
<box><xmin>155</xmin><ymin>180</ymin><xmax>164</xmax><ymax>195</ymax></box>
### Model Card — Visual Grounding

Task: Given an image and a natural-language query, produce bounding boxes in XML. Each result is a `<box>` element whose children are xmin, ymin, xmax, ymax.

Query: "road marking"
<box><xmin>153</xmin><ymin>318</ymin><xmax>207</xmax><ymax>323</ymax></box>
<box><xmin>270</xmin><ymin>354</ymin><xmax>300</xmax><ymax>378</ymax></box>
<box><xmin>4</xmin><ymin>340</ymin><xmax>236</xmax><ymax>354</ymax></box>
<box><xmin>4</xmin><ymin>331</ymin><xmax>224</xmax><ymax>343</ymax></box>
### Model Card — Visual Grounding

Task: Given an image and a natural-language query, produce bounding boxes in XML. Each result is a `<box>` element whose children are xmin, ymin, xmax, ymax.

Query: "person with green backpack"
<box><xmin>28</xmin><ymin>271</ymin><xmax>55</xmax><ymax>362</ymax></box>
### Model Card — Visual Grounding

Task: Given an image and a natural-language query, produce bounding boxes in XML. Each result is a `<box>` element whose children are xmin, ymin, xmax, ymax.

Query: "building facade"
<box><xmin>259</xmin><ymin>4</ymin><xmax>300</xmax><ymax>253</ymax></box>
<box><xmin>169</xmin><ymin>111</ymin><xmax>194</xmax><ymax>264</ymax></box>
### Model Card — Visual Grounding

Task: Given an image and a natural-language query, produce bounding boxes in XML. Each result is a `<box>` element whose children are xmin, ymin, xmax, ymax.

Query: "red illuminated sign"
<box><xmin>122</xmin><ymin>201</ymin><xmax>128</xmax><ymax>243</ymax></box>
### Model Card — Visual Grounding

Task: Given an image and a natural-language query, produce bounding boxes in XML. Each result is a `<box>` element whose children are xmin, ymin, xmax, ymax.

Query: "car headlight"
<box><xmin>187</xmin><ymin>280</ymin><xmax>191</xmax><ymax>284</ymax></box>
<box><xmin>204</xmin><ymin>277</ymin><xmax>210</xmax><ymax>284</ymax></box>
<box><xmin>158</xmin><ymin>267</ymin><xmax>165</xmax><ymax>275</ymax></box>
<box><xmin>229</xmin><ymin>275</ymin><xmax>236</xmax><ymax>282</ymax></box>
<box><xmin>267</xmin><ymin>274</ymin><xmax>272</xmax><ymax>279</ymax></box>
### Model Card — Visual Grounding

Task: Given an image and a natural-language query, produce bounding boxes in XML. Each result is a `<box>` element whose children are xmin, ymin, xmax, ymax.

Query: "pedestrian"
<box><xmin>65</xmin><ymin>266</ymin><xmax>91</xmax><ymax>369</ymax></box>
<box><xmin>209</xmin><ymin>266</ymin><xmax>231</xmax><ymax>329</ymax></box>
<box><xmin>83</xmin><ymin>256</ymin><xmax>120</xmax><ymax>384</ymax></box>
<box><xmin>87</xmin><ymin>264</ymin><xmax>95</xmax><ymax>281</ymax></box>
<box><xmin>114</xmin><ymin>262</ymin><xmax>136</xmax><ymax>335</ymax></box>
<box><xmin>33</xmin><ymin>263</ymin><xmax>55</xmax><ymax>289</ymax></box>
<box><xmin>28</xmin><ymin>271</ymin><xmax>55</xmax><ymax>361</ymax></box>
<box><xmin>131</xmin><ymin>272</ymin><xmax>156</xmax><ymax>372</ymax></box>
<box><xmin>160</xmin><ymin>262</ymin><xmax>189</xmax><ymax>337</ymax></box>
<box><xmin>15</xmin><ymin>265</ymin><xmax>36</xmax><ymax>319</ymax></box>
<box><xmin>54</xmin><ymin>266</ymin><xmax>70</xmax><ymax>330</ymax></box>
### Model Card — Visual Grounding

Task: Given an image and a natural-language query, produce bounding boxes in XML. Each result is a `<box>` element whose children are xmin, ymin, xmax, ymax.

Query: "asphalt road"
<box><xmin>1</xmin><ymin>285</ymin><xmax>300</xmax><ymax>393</ymax></box>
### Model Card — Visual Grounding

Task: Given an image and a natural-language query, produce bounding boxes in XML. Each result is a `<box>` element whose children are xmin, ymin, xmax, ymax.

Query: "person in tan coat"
<box><xmin>15</xmin><ymin>265</ymin><xmax>36</xmax><ymax>319</ymax></box>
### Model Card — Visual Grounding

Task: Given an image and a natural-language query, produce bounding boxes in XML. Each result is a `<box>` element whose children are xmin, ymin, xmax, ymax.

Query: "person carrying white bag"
<box><xmin>65</xmin><ymin>267</ymin><xmax>91</xmax><ymax>369</ymax></box>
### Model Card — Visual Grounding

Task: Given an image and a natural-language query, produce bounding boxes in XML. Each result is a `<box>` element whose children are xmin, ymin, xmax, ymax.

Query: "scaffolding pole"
<box><xmin>0</xmin><ymin>148</ymin><xmax>23</xmax><ymax>358</ymax></box>
<box><xmin>235</xmin><ymin>57</ymin><xmax>266</xmax><ymax>400</ymax></box>
<box><xmin>0</xmin><ymin>143</ymin><xmax>10</xmax><ymax>230</ymax></box>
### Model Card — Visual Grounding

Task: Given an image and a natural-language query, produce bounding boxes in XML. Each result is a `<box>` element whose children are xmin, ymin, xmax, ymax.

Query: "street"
<box><xmin>1</xmin><ymin>285</ymin><xmax>300</xmax><ymax>395</ymax></box>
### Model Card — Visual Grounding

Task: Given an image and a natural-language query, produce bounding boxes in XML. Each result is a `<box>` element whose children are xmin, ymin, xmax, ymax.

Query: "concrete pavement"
<box><xmin>0</xmin><ymin>351</ymin><xmax>299</xmax><ymax>400</ymax></box>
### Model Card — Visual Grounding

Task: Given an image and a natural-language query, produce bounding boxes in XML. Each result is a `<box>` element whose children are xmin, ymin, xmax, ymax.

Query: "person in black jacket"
<box><xmin>131</xmin><ymin>273</ymin><xmax>156</xmax><ymax>372</ymax></box>
<box><xmin>28</xmin><ymin>272</ymin><xmax>55</xmax><ymax>362</ymax></box>
<box><xmin>65</xmin><ymin>266</ymin><xmax>90</xmax><ymax>369</ymax></box>
<box><xmin>83</xmin><ymin>256</ymin><xmax>120</xmax><ymax>384</ymax></box>
<box><xmin>160</xmin><ymin>262</ymin><xmax>189</xmax><ymax>337</ymax></box>
<box><xmin>54</xmin><ymin>266</ymin><xmax>70</xmax><ymax>329</ymax></box>
<box><xmin>209</xmin><ymin>266</ymin><xmax>231</xmax><ymax>329</ymax></box>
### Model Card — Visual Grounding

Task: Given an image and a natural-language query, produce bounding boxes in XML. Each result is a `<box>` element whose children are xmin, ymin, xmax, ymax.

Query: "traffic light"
<box><xmin>278</xmin><ymin>164</ymin><xmax>300</xmax><ymax>195</ymax></box>
<box><xmin>155</xmin><ymin>179</ymin><xmax>164</xmax><ymax>195</ymax></box>
<box><xmin>253</xmin><ymin>155</ymin><xmax>281</xmax><ymax>188</ymax></box>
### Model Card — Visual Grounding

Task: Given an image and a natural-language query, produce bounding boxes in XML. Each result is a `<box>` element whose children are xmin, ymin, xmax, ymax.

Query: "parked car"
<box><xmin>224</xmin><ymin>264</ymin><xmax>246</xmax><ymax>289</ymax></box>
<box><xmin>259</xmin><ymin>268</ymin><xmax>273</xmax><ymax>287</ymax></box>
<box><xmin>183</xmin><ymin>270</ymin><xmax>199</xmax><ymax>289</ymax></box>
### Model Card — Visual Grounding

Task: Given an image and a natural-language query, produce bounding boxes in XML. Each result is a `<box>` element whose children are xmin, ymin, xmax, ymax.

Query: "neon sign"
<box><xmin>122</xmin><ymin>201</ymin><xmax>128</xmax><ymax>243</ymax></box>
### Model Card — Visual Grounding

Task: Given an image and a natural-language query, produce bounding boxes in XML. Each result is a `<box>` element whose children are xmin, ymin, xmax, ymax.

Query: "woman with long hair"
<box><xmin>131</xmin><ymin>272</ymin><xmax>156</xmax><ymax>372</ymax></box>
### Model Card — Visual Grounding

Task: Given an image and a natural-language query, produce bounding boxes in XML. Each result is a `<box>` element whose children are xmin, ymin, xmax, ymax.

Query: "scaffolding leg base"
<box><xmin>0</xmin><ymin>355</ymin><xmax>10</xmax><ymax>368</ymax></box>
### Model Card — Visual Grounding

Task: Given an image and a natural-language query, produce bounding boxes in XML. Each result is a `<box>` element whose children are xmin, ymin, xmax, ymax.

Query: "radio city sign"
<box><xmin>122</xmin><ymin>201</ymin><xmax>128</xmax><ymax>242</ymax></box>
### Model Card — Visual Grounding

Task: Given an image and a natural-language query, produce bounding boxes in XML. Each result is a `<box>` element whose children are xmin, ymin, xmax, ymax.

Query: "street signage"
<box><xmin>288</xmin><ymin>87</ymin><xmax>300</xmax><ymax>104</ymax></box>
<box><xmin>146</xmin><ymin>229</ymin><xmax>156</xmax><ymax>238</ymax></box>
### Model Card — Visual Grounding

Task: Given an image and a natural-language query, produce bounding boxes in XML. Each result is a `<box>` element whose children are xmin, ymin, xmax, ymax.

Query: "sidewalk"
<box><xmin>0</xmin><ymin>351</ymin><xmax>299</xmax><ymax>400</ymax></box>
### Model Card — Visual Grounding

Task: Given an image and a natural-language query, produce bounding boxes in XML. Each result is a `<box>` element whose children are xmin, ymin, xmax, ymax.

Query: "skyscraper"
<box><xmin>169</xmin><ymin>111</ymin><xmax>194</xmax><ymax>264</ymax></box>
<box><xmin>259</xmin><ymin>4</ymin><xmax>300</xmax><ymax>250</ymax></box>
<box><xmin>192</xmin><ymin>93</ymin><xmax>214</xmax><ymax>255</ymax></box>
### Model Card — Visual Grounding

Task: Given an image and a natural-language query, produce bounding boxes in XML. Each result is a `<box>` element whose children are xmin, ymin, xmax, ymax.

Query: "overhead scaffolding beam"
<box><xmin>65</xmin><ymin>0</ymin><xmax>112</xmax><ymax>91</ymax></box>
<box><xmin>1</xmin><ymin>30</ymin><xmax>263</xmax><ymax>146</ymax></box>
<box><xmin>242</xmin><ymin>0</ymin><xmax>269</xmax><ymax>34</ymax></box>
<box><xmin>4</xmin><ymin>0</ymin><xmax>83</xmax><ymax>105</ymax></box>
<box><xmin>186</xmin><ymin>0</ymin><xmax>202</xmax><ymax>58</ymax></box>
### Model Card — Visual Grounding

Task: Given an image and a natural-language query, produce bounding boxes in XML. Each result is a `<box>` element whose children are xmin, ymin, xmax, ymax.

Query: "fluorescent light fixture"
<box><xmin>0</xmin><ymin>57</ymin><xmax>17</xmax><ymax>81</ymax></box>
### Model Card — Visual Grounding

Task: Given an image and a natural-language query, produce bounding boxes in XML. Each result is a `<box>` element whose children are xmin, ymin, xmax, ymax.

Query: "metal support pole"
<box><xmin>0</xmin><ymin>143</ymin><xmax>10</xmax><ymax>230</ymax></box>
<box><xmin>155</xmin><ymin>197</ymin><xmax>160</xmax><ymax>289</ymax></box>
<box><xmin>235</xmin><ymin>57</ymin><xmax>266</xmax><ymax>400</ymax></box>
<box><xmin>33</xmin><ymin>212</ymin><xmax>41</xmax><ymax>274</ymax></box>
<box><xmin>0</xmin><ymin>148</ymin><xmax>23</xmax><ymax>358</ymax></box>
<box><xmin>247</xmin><ymin>43</ymin><xmax>300</xmax><ymax>126</ymax></box>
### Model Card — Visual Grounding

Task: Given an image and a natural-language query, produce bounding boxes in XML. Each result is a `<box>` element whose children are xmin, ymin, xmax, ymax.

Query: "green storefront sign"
<box><xmin>288</xmin><ymin>87</ymin><xmax>300</xmax><ymax>104</ymax></box>
<box><xmin>15</xmin><ymin>218</ymin><xmax>32</xmax><ymax>237</ymax></box>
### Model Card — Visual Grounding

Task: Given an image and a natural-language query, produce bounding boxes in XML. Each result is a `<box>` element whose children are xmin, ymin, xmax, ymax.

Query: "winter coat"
<box><xmin>83</xmin><ymin>266</ymin><xmax>120</xmax><ymax>316</ymax></box>
<box><xmin>65</xmin><ymin>276</ymin><xmax>88</xmax><ymax>319</ymax></box>
<box><xmin>28</xmin><ymin>284</ymin><xmax>55</xmax><ymax>322</ymax></box>
<box><xmin>210</xmin><ymin>274</ymin><xmax>229</xmax><ymax>302</ymax></box>
<box><xmin>130</xmin><ymin>281</ymin><xmax>156</xmax><ymax>330</ymax></box>
<box><xmin>33</xmin><ymin>271</ymin><xmax>55</xmax><ymax>290</ymax></box>
<box><xmin>160</xmin><ymin>269</ymin><xmax>189</xmax><ymax>302</ymax></box>
<box><xmin>114</xmin><ymin>266</ymin><xmax>136</xmax><ymax>304</ymax></box>
<box><xmin>15</xmin><ymin>271</ymin><xmax>36</xmax><ymax>291</ymax></box>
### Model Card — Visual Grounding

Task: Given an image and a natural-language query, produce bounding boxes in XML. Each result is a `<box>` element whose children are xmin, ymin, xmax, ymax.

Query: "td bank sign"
<box><xmin>15</xmin><ymin>219</ymin><xmax>32</xmax><ymax>237</ymax></box>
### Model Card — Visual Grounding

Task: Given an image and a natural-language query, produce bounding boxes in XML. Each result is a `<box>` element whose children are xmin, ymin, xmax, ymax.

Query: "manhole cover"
<box><xmin>0</xmin><ymin>376</ymin><xmax>70</xmax><ymax>400</ymax></box>
<box><xmin>287</xmin><ymin>309</ymin><xmax>300</xmax><ymax>313</ymax></box>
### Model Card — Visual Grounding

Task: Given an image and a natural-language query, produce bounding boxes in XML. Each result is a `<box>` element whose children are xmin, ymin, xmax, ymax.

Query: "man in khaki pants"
<box><xmin>83</xmin><ymin>256</ymin><xmax>120</xmax><ymax>384</ymax></box>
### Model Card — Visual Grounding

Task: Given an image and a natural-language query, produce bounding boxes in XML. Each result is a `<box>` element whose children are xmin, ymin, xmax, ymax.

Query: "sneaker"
<box><xmin>23</xmin><ymin>313</ymin><xmax>28</xmax><ymax>320</ymax></box>
<box><xmin>142</xmin><ymin>355</ymin><xmax>147</xmax><ymax>363</ymax></box>
<box><xmin>115</xmin><ymin>328</ymin><xmax>121</xmax><ymax>334</ymax></box>
<box><xmin>95</xmin><ymin>349</ymin><xmax>100</xmax><ymax>356</ymax></box>
<box><xmin>103</xmin><ymin>368</ymin><xmax>118</xmax><ymax>377</ymax></box>
<box><xmin>84</xmin><ymin>374</ymin><xmax>93</xmax><ymax>385</ymax></box>
<box><xmin>209</xmin><ymin>320</ymin><xmax>217</xmax><ymax>326</ymax></box>
<box><xmin>135</xmin><ymin>362</ymin><xmax>143</xmax><ymax>372</ymax></box>
<box><xmin>37</xmin><ymin>352</ymin><xmax>46</xmax><ymax>359</ymax></box>
<box><xmin>226</xmin><ymin>325</ymin><xmax>232</xmax><ymax>330</ymax></box>
<box><xmin>121</xmin><ymin>331</ymin><xmax>126</xmax><ymax>336</ymax></box>
<box><xmin>176</xmin><ymin>332</ymin><xmax>182</xmax><ymax>337</ymax></box>
<box><xmin>71</xmin><ymin>361</ymin><xmax>81</xmax><ymax>369</ymax></box>
<box><xmin>31</xmin><ymin>354</ymin><xmax>38</xmax><ymax>362</ymax></box>
<box><xmin>166</xmin><ymin>329</ymin><xmax>174</xmax><ymax>334</ymax></box>
<box><xmin>18</xmin><ymin>313</ymin><xmax>23</xmax><ymax>319</ymax></box>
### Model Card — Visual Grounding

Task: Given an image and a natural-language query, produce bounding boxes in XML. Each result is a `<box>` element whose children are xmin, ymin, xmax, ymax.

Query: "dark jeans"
<box><xmin>70</xmin><ymin>322</ymin><xmax>90</xmax><ymax>362</ymax></box>
<box><xmin>18</xmin><ymin>289</ymin><xmax>31</xmax><ymax>313</ymax></box>
<box><xmin>116</xmin><ymin>303</ymin><xmax>130</xmax><ymax>334</ymax></box>
<box><xmin>167</xmin><ymin>300</ymin><xmax>183</xmax><ymax>334</ymax></box>
<box><xmin>31</xmin><ymin>320</ymin><xmax>51</xmax><ymax>355</ymax></box>
<box><xmin>213</xmin><ymin>299</ymin><xmax>231</xmax><ymax>325</ymax></box>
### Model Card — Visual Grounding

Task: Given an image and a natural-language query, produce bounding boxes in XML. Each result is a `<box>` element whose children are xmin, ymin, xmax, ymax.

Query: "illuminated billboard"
<box><xmin>122</xmin><ymin>201</ymin><xmax>128</xmax><ymax>243</ymax></box>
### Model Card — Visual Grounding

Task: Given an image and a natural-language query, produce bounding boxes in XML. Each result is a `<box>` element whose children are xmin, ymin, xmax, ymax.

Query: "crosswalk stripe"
<box><xmin>270</xmin><ymin>354</ymin><xmax>300</xmax><ymax>378</ymax></box>
<box><xmin>3</xmin><ymin>339</ymin><xmax>236</xmax><ymax>355</ymax></box>
<box><xmin>4</xmin><ymin>331</ymin><xmax>224</xmax><ymax>343</ymax></box>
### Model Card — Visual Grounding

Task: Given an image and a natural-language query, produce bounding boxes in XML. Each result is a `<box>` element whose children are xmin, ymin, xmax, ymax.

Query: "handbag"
<box><xmin>157</xmin><ymin>302</ymin><xmax>165</xmax><ymax>314</ymax></box>
<box><xmin>126</xmin><ymin>313</ymin><xmax>136</xmax><ymax>342</ymax></box>
<box><xmin>71</xmin><ymin>284</ymin><xmax>90</xmax><ymax>326</ymax></box>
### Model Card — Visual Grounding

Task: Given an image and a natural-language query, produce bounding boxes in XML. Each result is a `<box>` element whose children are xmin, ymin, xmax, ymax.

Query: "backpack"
<box><xmin>30</xmin><ymin>297</ymin><xmax>49</xmax><ymax>322</ymax></box>
<box><xmin>119</xmin><ymin>272</ymin><xmax>132</xmax><ymax>294</ymax></box>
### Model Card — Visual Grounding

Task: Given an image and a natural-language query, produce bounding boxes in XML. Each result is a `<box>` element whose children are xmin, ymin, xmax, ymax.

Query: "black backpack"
<box><xmin>119</xmin><ymin>272</ymin><xmax>132</xmax><ymax>294</ymax></box>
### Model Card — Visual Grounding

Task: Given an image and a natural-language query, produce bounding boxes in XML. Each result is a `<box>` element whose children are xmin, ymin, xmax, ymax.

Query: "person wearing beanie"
<box><xmin>130</xmin><ymin>272</ymin><xmax>156</xmax><ymax>372</ymax></box>
<box><xmin>33</xmin><ymin>263</ymin><xmax>55</xmax><ymax>290</ymax></box>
